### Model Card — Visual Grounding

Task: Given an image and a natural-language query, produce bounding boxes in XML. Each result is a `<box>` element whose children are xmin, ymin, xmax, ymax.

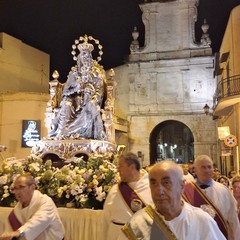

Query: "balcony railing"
<box><xmin>213</xmin><ymin>74</ymin><xmax>240</xmax><ymax>109</ymax></box>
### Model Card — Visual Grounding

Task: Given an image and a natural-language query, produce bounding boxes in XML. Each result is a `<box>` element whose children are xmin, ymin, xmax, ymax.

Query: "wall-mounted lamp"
<box><xmin>203</xmin><ymin>104</ymin><xmax>210</xmax><ymax>115</ymax></box>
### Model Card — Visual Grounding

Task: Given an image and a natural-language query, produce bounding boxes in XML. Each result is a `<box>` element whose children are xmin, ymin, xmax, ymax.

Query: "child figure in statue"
<box><xmin>48</xmin><ymin>35</ymin><xmax>107</xmax><ymax>141</ymax></box>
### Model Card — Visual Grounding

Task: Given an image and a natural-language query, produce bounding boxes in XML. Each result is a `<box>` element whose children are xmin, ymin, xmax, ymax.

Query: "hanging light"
<box><xmin>203</xmin><ymin>104</ymin><xmax>210</xmax><ymax>115</ymax></box>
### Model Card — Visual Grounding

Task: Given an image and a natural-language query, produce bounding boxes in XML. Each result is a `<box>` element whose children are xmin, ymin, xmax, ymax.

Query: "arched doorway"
<box><xmin>149</xmin><ymin>120</ymin><xmax>194</xmax><ymax>164</ymax></box>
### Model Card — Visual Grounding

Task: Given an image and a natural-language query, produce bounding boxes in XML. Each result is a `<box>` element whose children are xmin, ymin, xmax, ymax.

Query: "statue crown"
<box><xmin>78</xmin><ymin>35</ymin><xmax>94</xmax><ymax>52</ymax></box>
<box><xmin>72</xmin><ymin>35</ymin><xmax>103</xmax><ymax>62</ymax></box>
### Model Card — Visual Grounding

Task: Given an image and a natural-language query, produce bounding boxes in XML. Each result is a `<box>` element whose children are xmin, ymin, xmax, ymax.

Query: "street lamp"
<box><xmin>203</xmin><ymin>104</ymin><xmax>210</xmax><ymax>115</ymax></box>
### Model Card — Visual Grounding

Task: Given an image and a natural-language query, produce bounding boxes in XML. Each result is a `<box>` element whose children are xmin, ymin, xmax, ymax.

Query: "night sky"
<box><xmin>0</xmin><ymin>0</ymin><xmax>240</xmax><ymax>82</ymax></box>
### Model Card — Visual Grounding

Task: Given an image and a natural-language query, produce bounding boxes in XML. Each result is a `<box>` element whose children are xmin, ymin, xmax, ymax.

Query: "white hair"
<box><xmin>194</xmin><ymin>155</ymin><xmax>213</xmax><ymax>168</ymax></box>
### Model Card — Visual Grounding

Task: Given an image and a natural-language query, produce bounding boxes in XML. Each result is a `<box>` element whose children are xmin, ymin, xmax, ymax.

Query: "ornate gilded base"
<box><xmin>31</xmin><ymin>138</ymin><xmax>116</xmax><ymax>162</ymax></box>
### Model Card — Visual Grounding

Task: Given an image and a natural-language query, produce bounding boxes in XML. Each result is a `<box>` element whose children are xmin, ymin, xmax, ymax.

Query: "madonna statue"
<box><xmin>48</xmin><ymin>35</ymin><xmax>107</xmax><ymax>141</ymax></box>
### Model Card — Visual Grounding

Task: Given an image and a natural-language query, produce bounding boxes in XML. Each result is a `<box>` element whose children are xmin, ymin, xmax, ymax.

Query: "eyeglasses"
<box><xmin>11</xmin><ymin>185</ymin><xmax>30</xmax><ymax>192</ymax></box>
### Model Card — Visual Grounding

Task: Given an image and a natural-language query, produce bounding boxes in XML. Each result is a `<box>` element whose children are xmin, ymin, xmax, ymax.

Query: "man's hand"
<box><xmin>0</xmin><ymin>231</ymin><xmax>20</xmax><ymax>240</ymax></box>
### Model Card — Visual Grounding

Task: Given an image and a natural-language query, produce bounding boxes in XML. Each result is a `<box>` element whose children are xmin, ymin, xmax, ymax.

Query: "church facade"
<box><xmin>113</xmin><ymin>0</ymin><xmax>218</xmax><ymax>166</ymax></box>
<box><xmin>1</xmin><ymin>0</ymin><xmax>238</xmax><ymax>172</ymax></box>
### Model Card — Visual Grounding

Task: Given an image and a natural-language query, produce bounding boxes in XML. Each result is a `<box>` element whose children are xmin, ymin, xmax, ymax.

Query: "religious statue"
<box><xmin>48</xmin><ymin>35</ymin><xmax>107</xmax><ymax>141</ymax></box>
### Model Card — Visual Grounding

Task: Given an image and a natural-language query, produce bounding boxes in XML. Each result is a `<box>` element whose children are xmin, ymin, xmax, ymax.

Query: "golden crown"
<box><xmin>71</xmin><ymin>35</ymin><xmax>103</xmax><ymax>62</ymax></box>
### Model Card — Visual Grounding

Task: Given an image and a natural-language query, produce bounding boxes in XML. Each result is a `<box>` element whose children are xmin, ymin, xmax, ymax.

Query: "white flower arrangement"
<box><xmin>0</xmin><ymin>154</ymin><xmax>120</xmax><ymax>209</ymax></box>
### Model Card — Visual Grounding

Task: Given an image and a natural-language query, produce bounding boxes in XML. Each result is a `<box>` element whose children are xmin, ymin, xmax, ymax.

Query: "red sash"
<box><xmin>8</xmin><ymin>210</ymin><xmax>22</xmax><ymax>231</ymax></box>
<box><xmin>118</xmin><ymin>182</ymin><xmax>146</xmax><ymax>213</ymax></box>
<box><xmin>183</xmin><ymin>182</ymin><xmax>228</xmax><ymax>239</ymax></box>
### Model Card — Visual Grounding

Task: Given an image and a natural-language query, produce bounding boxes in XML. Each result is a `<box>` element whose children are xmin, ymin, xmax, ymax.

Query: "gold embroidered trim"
<box><xmin>118</xmin><ymin>182</ymin><xmax>147</xmax><ymax>214</ymax></box>
<box><xmin>184</xmin><ymin>182</ymin><xmax>228</xmax><ymax>232</ymax></box>
<box><xmin>121</xmin><ymin>224</ymin><xmax>138</xmax><ymax>240</ymax></box>
<box><xmin>145</xmin><ymin>205</ymin><xmax>177</xmax><ymax>240</ymax></box>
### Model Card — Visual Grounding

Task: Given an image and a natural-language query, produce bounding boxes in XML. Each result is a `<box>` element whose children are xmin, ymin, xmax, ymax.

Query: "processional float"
<box><xmin>31</xmin><ymin>35</ymin><xmax>118</xmax><ymax>165</ymax></box>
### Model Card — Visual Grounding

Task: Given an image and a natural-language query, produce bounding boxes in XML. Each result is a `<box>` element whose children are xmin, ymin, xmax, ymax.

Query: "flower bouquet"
<box><xmin>0</xmin><ymin>154</ymin><xmax>120</xmax><ymax>209</ymax></box>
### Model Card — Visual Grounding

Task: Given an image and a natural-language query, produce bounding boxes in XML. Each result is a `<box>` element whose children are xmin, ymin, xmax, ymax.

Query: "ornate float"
<box><xmin>31</xmin><ymin>35</ymin><xmax>117</xmax><ymax>164</ymax></box>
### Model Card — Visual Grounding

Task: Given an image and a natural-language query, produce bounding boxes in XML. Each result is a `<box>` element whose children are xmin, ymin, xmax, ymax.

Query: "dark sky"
<box><xmin>0</xmin><ymin>0</ymin><xmax>240</xmax><ymax>82</ymax></box>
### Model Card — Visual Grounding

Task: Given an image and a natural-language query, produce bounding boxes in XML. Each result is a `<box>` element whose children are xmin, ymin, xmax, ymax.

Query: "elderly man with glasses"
<box><xmin>0</xmin><ymin>174</ymin><xmax>65</xmax><ymax>240</ymax></box>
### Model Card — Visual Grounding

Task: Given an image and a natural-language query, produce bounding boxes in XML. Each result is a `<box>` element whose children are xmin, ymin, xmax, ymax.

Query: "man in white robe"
<box><xmin>122</xmin><ymin>160</ymin><xmax>226</xmax><ymax>240</ymax></box>
<box><xmin>181</xmin><ymin>163</ymin><xmax>195</xmax><ymax>183</ymax></box>
<box><xmin>124</xmin><ymin>201</ymin><xmax>226</xmax><ymax>240</ymax></box>
<box><xmin>103</xmin><ymin>152</ymin><xmax>153</xmax><ymax>240</ymax></box>
<box><xmin>0</xmin><ymin>175</ymin><xmax>65</xmax><ymax>240</ymax></box>
<box><xmin>184</xmin><ymin>155</ymin><xmax>240</xmax><ymax>240</ymax></box>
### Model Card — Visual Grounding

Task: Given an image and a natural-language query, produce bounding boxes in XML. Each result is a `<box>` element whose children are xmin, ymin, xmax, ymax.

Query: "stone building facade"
<box><xmin>113</xmin><ymin>0</ymin><xmax>218</xmax><ymax>166</ymax></box>
<box><xmin>0</xmin><ymin>1</ymin><xmax>224</xmax><ymax>167</ymax></box>
<box><xmin>0</xmin><ymin>33</ymin><xmax>49</xmax><ymax>161</ymax></box>
<box><xmin>0</xmin><ymin>32</ymin><xmax>49</xmax><ymax>93</ymax></box>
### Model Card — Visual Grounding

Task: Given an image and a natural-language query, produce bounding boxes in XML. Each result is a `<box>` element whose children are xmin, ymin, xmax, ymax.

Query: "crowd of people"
<box><xmin>1</xmin><ymin>153</ymin><xmax>240</xmax><ymax>240</ymax></box>
<box><xmin>104</xmin><ymin>153</ymin><xmax>240</xmax><ymax>240</ymax></box>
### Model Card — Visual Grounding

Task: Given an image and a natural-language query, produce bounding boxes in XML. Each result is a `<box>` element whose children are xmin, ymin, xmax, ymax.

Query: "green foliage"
<box><xmin>0</xmin><ymin>154</ymin><xmax>120</xmax><ymax>209</ymax></box>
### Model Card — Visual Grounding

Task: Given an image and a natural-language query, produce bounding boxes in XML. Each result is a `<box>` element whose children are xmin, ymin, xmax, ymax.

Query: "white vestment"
<box><xmin>103</xmin><ymin>170</ymin><xmax>153</xmax><ymax>240</ymax></box>
<box><xmin>200</xmin><ymin>180</ymin><xmax>240</xmax><ymax>240</ymax></box>
<box><xmin>183</xmin><ymin>173</ymin><xmax>194</xmax><ymax>183</ymax></box>
<box><xmin>125</xmin><ymin>202</ymin><xmax>226</xmax><ymax>240</ymax></box>
<box><xmin>11</xmin><ymin>190</ymin><xmax>65</xmax><ymax>240</ymax></box>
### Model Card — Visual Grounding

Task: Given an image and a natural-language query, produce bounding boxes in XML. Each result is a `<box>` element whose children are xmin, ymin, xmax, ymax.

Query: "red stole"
<box><xmin>8</xmin><ymin>209</ymin><xmax>22</xmax><ymax>231</ymax></box>
<box><xmin>118</xmin><ymin>182</ymin><xmax>146</xmax><ymax>213</ymax></box>
<box><xmin>183</xmin><ymin>182</ymin><xmax>228</xmax><ymax>239</ymax></box>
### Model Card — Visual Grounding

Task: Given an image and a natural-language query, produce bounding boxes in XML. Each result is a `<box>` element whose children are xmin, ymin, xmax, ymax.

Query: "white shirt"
<box><xmin>200</xmin><ymin>180</ymin><xmax>240</xmax><ymax>240</ymax></box>
<box><xmin>103</xmin><ymin>170</ymin><xmax>153</xmax><ymax>240</ymax></box>
<box><xmin>13</xmin><ymin>190</ymin><xmax>65</xmax><ymax>240</ymax></box>
<box><xmin>183</xmin><ymin>172</ymin><xmax>195</xmax><ymax>183</ymax></box>
<box><xmin>125</xmin><ymin>201</ymin><xmax>226</xmax><ymax>240</ymax></box>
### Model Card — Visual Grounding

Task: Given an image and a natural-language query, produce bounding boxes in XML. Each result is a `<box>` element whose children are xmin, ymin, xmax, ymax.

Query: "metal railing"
<box><xmin>213</xmin><ymin>74</ymin><xmax>240</xmax><ymax>109</ymax></box>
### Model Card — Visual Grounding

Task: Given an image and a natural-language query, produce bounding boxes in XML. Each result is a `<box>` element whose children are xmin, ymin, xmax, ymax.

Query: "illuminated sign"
<box><xmin>22</xmin><ymin>120</ymin><xmax>41</xmax><ymax>148</ymax></box>
<box><xmin>217</xmin><ymin>126</ymin><xmax>230</xmax><ymax>140</ymax></box>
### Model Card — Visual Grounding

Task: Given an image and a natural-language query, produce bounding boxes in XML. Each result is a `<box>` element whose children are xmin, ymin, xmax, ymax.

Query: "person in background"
<box><xmin>229</xmin><ymin>170</ymin><xmax>237</xmax><ymax>187</ymax></box>
<box><xmin>0</xmin><ymin>174</ymin><xmax>65</xmax><ymax>240</ymax></box>
<box><xmin>212</xmin><ymin>167</ymin><xmax>221</xmax><ymax>180</ymax></box>
<box><xmin>181</xmin><ymin>163</ymin><xmax>195</xmax><ymax>183</ymax></box>
<box><xmin>232</xmin><ymin>175</ymin><xmax>240</xmax><ymax>221</ymax></box>
<box><xmin>229</xmin><ymin>170</ymin><xmax>237</xmax><ymax>179</ymax></box>
<box><xmin>188</xmin><ymin>160</ymin><xmax>195</xmax><ymax>177</ymax></box>
<box><xmin>183</xmin><ymin>155</ymin><xmax>240</xmax><ymax>240</ymax></box>
<box><xmin>122</xmin><ymin>160</ymin><xmax>226</xmax><ymax>240</ymax></box>
<box><xmin>103</xmin><ymin>152</ymin><xmax>153</xmax><ymax>240</ymax></box>
<box><xmin>216</xmin><ymin>175</ymin><xmax>231</xmax><ymax>189</ymax></box>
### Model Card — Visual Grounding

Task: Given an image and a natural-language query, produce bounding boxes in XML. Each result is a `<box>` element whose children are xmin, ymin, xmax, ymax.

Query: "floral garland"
<box><xmin>0</xmin><ymin>154</ymin><xmax>120</xmax><ymax>209</ymax></box>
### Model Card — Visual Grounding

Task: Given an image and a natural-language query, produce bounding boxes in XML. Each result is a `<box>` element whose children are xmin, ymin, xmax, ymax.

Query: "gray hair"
<box><xmin>194</xmin><ymin>155</ymin><xmax>213</xmax><ymax>168</ymax></box>
<box><xmin>119</xmin><ymin>152</ymin><xmax>140</xmax><ymax>171</ymax></box>
<box><xmin>232</xmin><ymin>175</ymin><xmax>240</xmax><ymax>186</ymax></box>
<box><xmin>14</xmin><ymin>174</ymin><xmax>36</xmax><ymax>186</ymax></box>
